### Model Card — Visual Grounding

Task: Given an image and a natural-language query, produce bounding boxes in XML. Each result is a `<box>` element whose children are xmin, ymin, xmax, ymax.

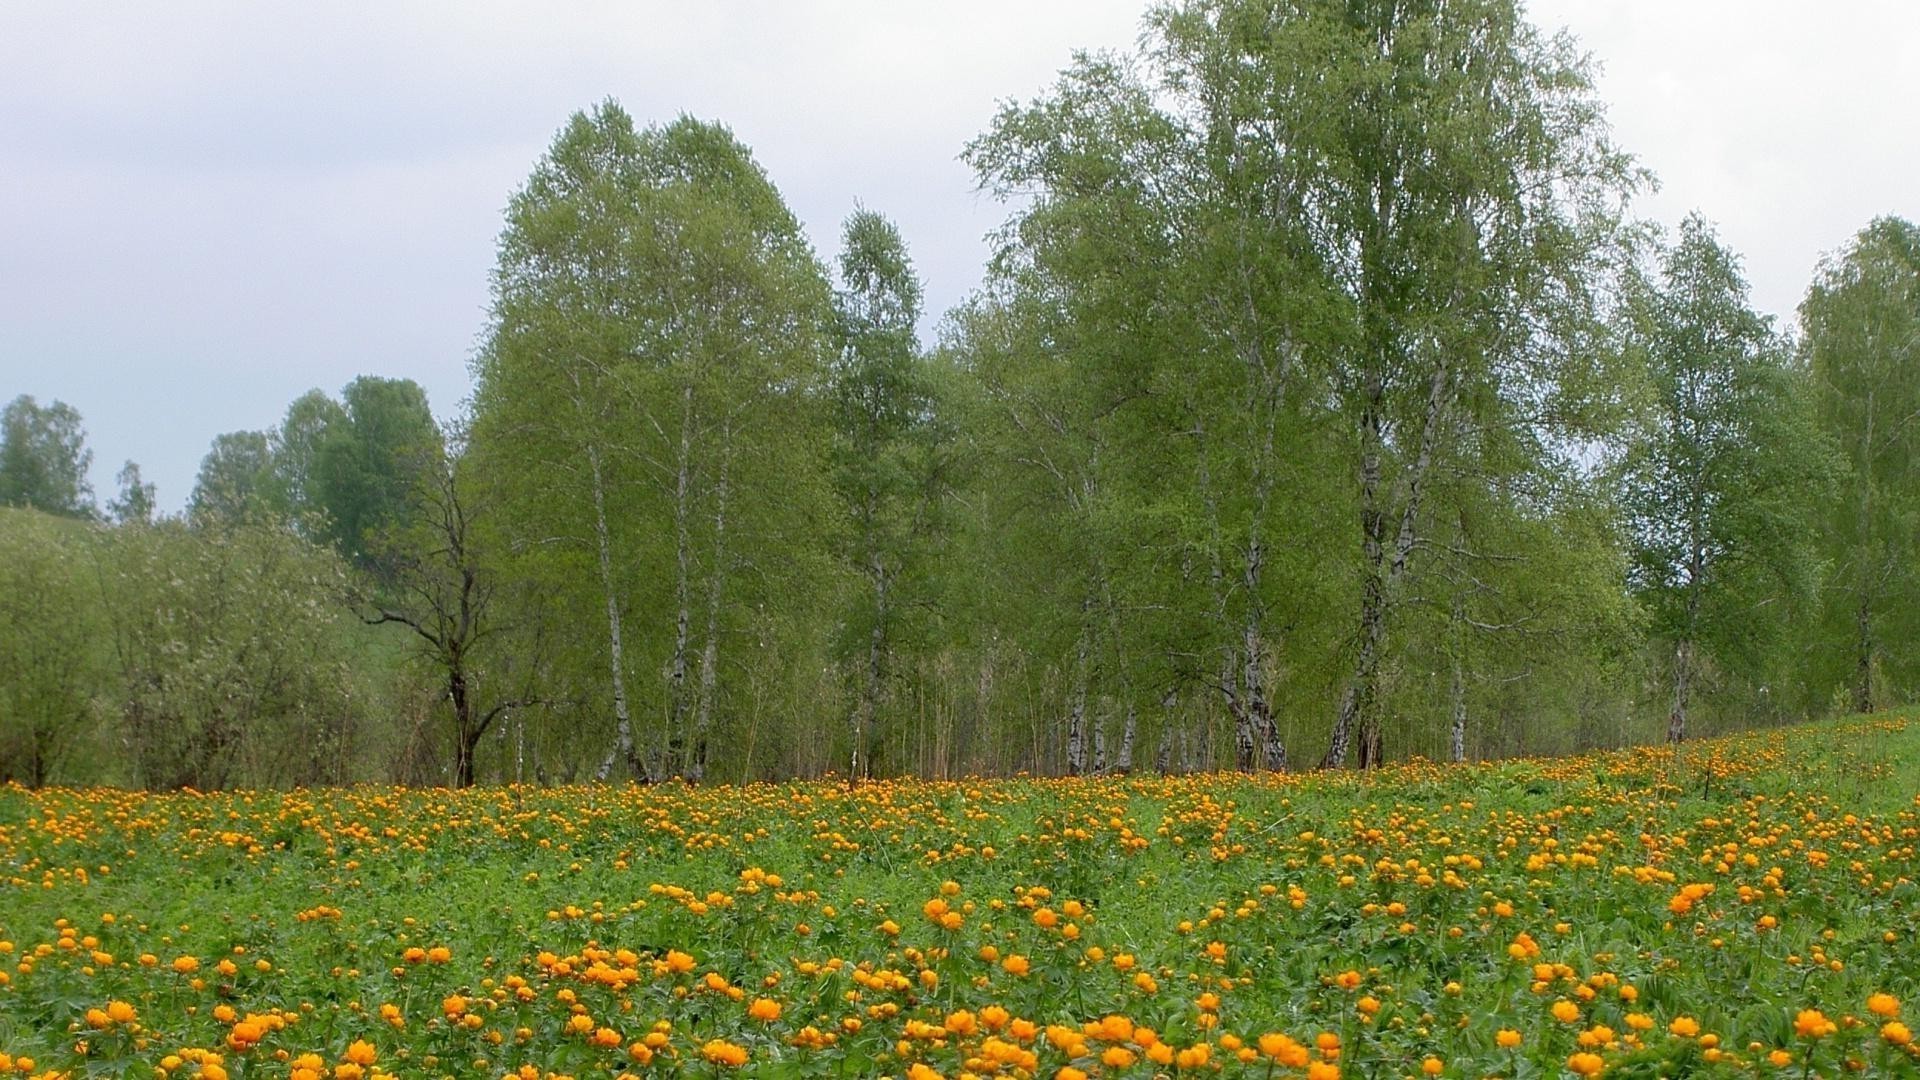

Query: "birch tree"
<box><xmin>474</xmin><ymin>103</ymin><xmax>832</xmax><ymax>781</ymax></box>
<box><xmin>1802</xmin><ymin>217</ymin><xmax>1920</xmax><ymax>712</ymax></box>
<box><xmin>1618</xmin><ymin>215</ymin><xmax>1836</xmax><ymax>743</ymax></box>
<box><xmin>830</xmin><ymin>209</ymin><xmax>933</xmax><ymax>780</ymax></box>
<box><xmin>1287</xmin><ymin>0</ymin><xmax>1638</xmax><ymax>767</ymax></box>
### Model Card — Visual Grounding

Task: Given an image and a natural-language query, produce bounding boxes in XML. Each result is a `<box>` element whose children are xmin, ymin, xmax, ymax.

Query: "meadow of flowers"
<box><xmin>2</xmin><ymin>717</ymin><xmax>1918</xmax><ymax>1079</ymax></box>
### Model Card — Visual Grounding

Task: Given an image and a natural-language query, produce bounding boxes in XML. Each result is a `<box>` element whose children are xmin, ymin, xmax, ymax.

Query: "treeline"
<box><xmin>4</xmin><ymin>0</ymin><xmax>1919</xmax><ymax>789</ymax></box>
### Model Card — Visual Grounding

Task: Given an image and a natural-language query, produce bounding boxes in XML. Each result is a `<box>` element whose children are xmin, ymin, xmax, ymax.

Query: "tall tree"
<box><xmin>0</xmin><ymin>395</ymin><xmax>94</xmax><ymax>518</ymax></box>
<box><xmin>1254</xmin><ymin>0</ymin><xmax>1642</xmax><ymax>768</ymax></box>
<box><xmin>969</xmin><ymin>0</ymin><xmax>1638</xmax><ymax>773</ymax></box>
<box><xmin>967</xmin><ymin>47</ymin><xmax>1321</xmax><ymax>775</ymax></box>
<box><xmin>473</xmin><ymin>103</ymin><xmax>834</xmax><ymax>782</ymax></box>
<box><xmin>830</xmin><ymin>209</ymin><xmax>933</xmax><ymax>780</ymax></box>
<box><xmin>1617</xmin><ymin>214</ymin><xmax>1836</xmax><ymax>743</ymax></box>
<box><xmin>1803</xmin><ymin>217</ymin><xmax>1920</xmax><ymax>713</ymax></box>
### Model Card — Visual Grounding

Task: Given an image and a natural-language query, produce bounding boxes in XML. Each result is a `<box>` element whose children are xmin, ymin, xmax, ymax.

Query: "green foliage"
<box><xmin>0</xmin><ymin>394</ymin><xmax>94</xmax><ymax>518</ymax></box>
<box><xmin>471</xmin><ymin>102</ymin><xmax>839</xmax><ymax>782</ymax></box>
<box><xmin>1801</xmin><ymin>217</ymin><xmax>1920</xmax><ymax>712</ymax></box>
<box><xmin>93</xmin><ymin>515</ymin><xmax>364</xmax><ymax>788</ymax></box>
<box><xmin>106</xmin><ymin>460</ymin><xmax>156</xmax><ymax>526</ymax></box>
<box><xmin>1615</xmin><ymin>215</ymin><xmax>1842</xmax><ymax>736</ymax></box>
<box><xmin>189</xmin><ymin>429</ymin><xmax>275</xmax><ymax>523</ymax></box>
<box><xmin>313</xmin><ymin>376</ymin><xmax>443</xmax><ymax>566</ymax></box>
<box><xmin>0</xmin><ymin>509</ymin><xmax>105</xmax><ymax>785</ymax></box>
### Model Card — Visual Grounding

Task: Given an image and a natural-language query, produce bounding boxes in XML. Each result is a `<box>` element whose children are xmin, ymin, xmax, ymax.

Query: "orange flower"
<box><xmin>1794</xmin><ymin>1009</ymin><xmax>1837</xmax><ymax>1040</ymax></box>
<box><xmin>702</xmin><ymin>1039</ymin><xmax>749</xmax><ymax>1067</ymax></box>
<box><xmin>1567</xmin><ymin>1051</ymin><xmax>1604</xmax><ymax>1076</ymax></box>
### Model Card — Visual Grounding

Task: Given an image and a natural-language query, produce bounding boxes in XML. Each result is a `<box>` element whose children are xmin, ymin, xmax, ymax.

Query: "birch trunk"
<box><xmin>666</xmin><ymin>383</ymin><xmax>695</xmax><ymax>773</ymax></box>
<box><xmin>1448</xmin><ymin>595</ymin><xmax>1467</xmax><ymax>763</ymax></box>
<box><xmin>1854</xmin><ymin>388</ymin><xmax>1877</xmax><ymax>713</ymax></box>
<box><xmin>690</xmin><ymin>419</ymin><xmax>733</xmax><ymax>782</ymax></box>
<box><xmin>1326</xmin><ymin>355</ymin><xmax>1452</xmax><ymax>768</ymax></box>
<box><xmin>586</xmin><ymin>442</ymin><xmax>637</xmax><ymax>782</ymax></box>
<box><xmin>1065</xmin><ymin>604</ymin><xmax>1092</xmax><ymax>775</ymax></box>
<box><xmin>856</xmin><ymin>549</ymin><xmax>886</xmax><ymax>781</ymax></box>
<box><xmin>1115</xmin><ymin>703</ymin><xmax>1136</xmax><ymax>773</ymax></box>
<box><xmin>1667</xmin><ymin>637</ymin><xmax>1694</xmax><ymax>744</ymax></box>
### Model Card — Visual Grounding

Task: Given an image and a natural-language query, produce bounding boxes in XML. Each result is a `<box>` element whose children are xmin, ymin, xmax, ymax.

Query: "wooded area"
<box><xmin>4</xmin><ymin>0</ymin><xmax>1918</xmax><ymax>788</ymax></box>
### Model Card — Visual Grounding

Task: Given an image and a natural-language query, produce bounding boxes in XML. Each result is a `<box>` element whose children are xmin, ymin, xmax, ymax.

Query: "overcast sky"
<box><xmin>2</xmin><ymin>2</ymin><xmax>1915</xmax><ymax>511</ymax></box>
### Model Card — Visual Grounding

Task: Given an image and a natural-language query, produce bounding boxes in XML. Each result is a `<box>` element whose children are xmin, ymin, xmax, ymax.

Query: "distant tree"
<box><xmin>1803</xmin><ymin>216</ymin><xmax>1920</xmax><ymax>712</ymax></box>
<box><xmin>1617</xmin><ymin>214</ymin><xmax>1838</xmax><ymax>743</ymax></box>
<box><xmin>0</xmin><ymin>394</ymin><xmax>95</xmax><ymax>517</ymax></box>
<box><xmin>269</xmin><ymin>389</ymin><xmax>347</xmax><ymax>526</ymax></box>
<box><xmin>313</xmin><ymin>376</ymin><xmax>441</xmax><ymax>567</ymax></box>
<box><xmin>107</xmin><ymin>460</ymin><xmax>156</xmax><ymax>525</ymax></box>
<box><xmin>189</xmin><ymin>430</ymin><xmax>275</xmax><ymax>523</ymax></box>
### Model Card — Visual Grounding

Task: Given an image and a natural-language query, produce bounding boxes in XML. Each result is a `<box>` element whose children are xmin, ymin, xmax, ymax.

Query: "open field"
<box><xmin>2</xmin><ymin>717</ymin><xmax>1918</xmax><ymax>1078</ymax></box>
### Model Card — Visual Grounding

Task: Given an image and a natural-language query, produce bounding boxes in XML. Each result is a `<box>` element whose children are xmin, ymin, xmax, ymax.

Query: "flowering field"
<box><xmin>2</xmin><ymin>718</ymin><xmax>1918</xmax><ymax>1079</ymax></box>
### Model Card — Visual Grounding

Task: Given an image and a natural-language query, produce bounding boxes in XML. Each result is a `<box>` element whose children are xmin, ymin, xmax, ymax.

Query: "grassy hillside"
<box><xmin>1</xmin><ymin>714</ymin><xmax>1917</xmax><ymax>1077</ymax></box>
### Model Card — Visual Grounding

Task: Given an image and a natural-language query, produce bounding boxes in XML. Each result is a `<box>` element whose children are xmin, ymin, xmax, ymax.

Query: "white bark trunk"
<box><xmin>587</xmin><ymin>443</ymin><xmax>636</xmax><ymax>782</ymax></box>
<box><xmin>690</xmin><ymin>420</ymin><xmax>732</xmax><ymax>782</ymax></box>
<box><xmin>667</xmin><ymin>383</ymin><xmax>695</xmax><ymax>774</ymax></box>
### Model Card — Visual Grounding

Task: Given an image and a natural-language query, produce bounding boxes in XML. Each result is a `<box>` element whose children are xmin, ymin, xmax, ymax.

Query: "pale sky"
<box><xmin>2</xmin><ymin>2</ymin><xmax>1915</xmax><ymax>511</ymax></box>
